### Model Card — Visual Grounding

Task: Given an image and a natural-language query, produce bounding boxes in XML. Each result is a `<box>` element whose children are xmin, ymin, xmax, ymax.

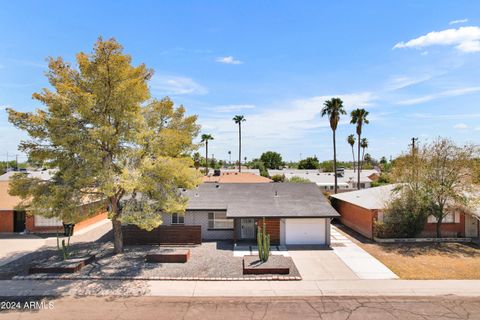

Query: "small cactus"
<box><xmin>257</xmin><ymin>217</ymin><xmax>271</xmax><ymax>262</ymax></box>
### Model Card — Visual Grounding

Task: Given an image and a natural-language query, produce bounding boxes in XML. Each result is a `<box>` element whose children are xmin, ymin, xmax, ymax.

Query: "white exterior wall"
<box><xmin>34</xmin><ymin>216</ymin><xmax>63</xmax><ymax>227</ymax></box>
<box><xmin>161</xmin><ymin>211</ymin><xmax>233</xmax><ymax>240</ymax></box>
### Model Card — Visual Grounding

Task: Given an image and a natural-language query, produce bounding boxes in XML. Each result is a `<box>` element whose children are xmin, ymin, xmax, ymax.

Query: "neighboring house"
<box><xmin>0</xmin><ymin>171</ymin><xmax>107</xmax><ymax>233</ymax></box>
<box><xmin>330</xmin><ymin>184</ymin><xmax>480</xmax><ymax>239</ymax></box>
<box><xmin>131</xmin><ymin>183</ymin><xmax>340</xmax><ymax>246</ymax></box>
<box><xmin>268</xmin><ymin>169</ymin><xmax>378</xmax><ymax>191</ymax></box>
<box><xmin>202</xmin><ymin>171</ymin><xmax>272</xmax><ymax>183</ymax></box>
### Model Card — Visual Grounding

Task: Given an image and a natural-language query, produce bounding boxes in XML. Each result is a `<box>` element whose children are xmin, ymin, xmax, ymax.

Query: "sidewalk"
<box><xmin>2</xmin><ymin>279</ymin><xmax>480</xmax><ymax>297</ymax></box>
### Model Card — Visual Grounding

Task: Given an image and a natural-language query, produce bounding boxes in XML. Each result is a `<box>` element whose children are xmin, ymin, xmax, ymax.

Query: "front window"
<box><xmin>208</xmin><ymin>212</ymin><xmax>233</xmax><ymax>230</ymax></box>
<box><xmin>171</xmin><ymin>213</ymin><xmax>185</xmax><ymax>224</ymax></box>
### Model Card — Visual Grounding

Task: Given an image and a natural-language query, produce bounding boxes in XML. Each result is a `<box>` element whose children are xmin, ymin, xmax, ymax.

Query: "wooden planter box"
<box><xmin>242</xmin><ymin>255</ymin><xmax>290</xmax><ymax>275</ymax></box>
<box><xmin>29</xmin><ymin>255</ymin><xmax>95</xmax><ymax>274</ymax></box>
<box><xmin>145</xmin><ymin>249</ymin><xmax>190</xmax><ymax>263</ymax></box>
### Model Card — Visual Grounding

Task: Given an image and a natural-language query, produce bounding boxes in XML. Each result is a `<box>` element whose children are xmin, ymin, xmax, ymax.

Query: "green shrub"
<box><xmin>271</xmin><ymin>174</ymin><xmax>285</xmax><ymax>182</ymax></box>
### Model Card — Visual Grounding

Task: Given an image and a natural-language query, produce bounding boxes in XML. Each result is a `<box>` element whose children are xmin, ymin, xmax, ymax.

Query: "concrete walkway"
<box><xmin>331</xmin><ymin>226</ymin><xmax>398</xmax><ymax>279</ymax></box>
<box><xmin>2</xmin><ymin>279</ymin><xmax>480</xmax><ymax>297</ymax></box>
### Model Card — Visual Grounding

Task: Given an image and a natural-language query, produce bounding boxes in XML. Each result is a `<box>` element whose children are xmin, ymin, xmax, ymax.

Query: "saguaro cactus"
<box><xmin>257</xmin><ymin>217</ymin><xmax>271</xmax><ymax>262</ymax></box>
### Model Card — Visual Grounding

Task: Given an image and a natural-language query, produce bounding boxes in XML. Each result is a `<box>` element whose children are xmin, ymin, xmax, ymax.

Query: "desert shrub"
<box><xmin>271</xmin><ymin>174</ymin><xmax>285</xmax><ymax>182</ymax></box>
<box><xmin>374</xmin><ymin>187</ymin><xmax>428</xmax><ymax>238</ymax></box>
<box><xmin>287</xmin><ymin>176</ymin><xmax>311</xmax><ymax>183</ymax></box>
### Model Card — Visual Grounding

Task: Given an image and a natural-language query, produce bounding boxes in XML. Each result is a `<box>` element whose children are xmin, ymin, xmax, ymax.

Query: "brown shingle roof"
<box><xmin>202</xmin><ymin>172</ymin><xmax>272</xmax><ymax>184</ymax></box>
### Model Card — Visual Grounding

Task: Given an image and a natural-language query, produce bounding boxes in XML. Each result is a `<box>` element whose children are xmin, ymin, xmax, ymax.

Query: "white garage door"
<box><xmin>285</xmin><ymin>218</ymin><xmax>326</xmax><ymax>245</ymax></box>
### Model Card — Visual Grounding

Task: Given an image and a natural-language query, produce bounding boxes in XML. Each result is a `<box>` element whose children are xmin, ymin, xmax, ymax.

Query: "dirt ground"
<box><xmin>335</xmin><ymin>224</ymin><xmax>480</xmax><ymax>279</ymax></box>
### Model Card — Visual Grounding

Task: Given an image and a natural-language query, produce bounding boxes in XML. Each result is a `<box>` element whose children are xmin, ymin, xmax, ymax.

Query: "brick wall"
<box><xmin>331</xmin><ymin>198</ymin><xmax>375</xmax><ymax>239</ymax></box>
<box><xmin>0</xmin><ymin>210</ymin><xmax>14</xmax><ymax>232</ymax></box>
<box><xmin>256</xmin><ymin>218</ymin><xmax>280</xmax><ymax>244</ymax></box>
<box><xmin>26</xmin><ymin>211</ymin><xmax>107</xmax><ymax>233</ymax></box>
<box><xmin>421</xmin><ymin>212</ymin><xmax>466</xmax><ymax>237</ymax></box>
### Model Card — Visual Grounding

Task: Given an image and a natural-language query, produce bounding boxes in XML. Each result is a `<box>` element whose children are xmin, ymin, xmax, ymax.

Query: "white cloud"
<box><xmin>209</xmin><ymin>104</ymin><xmax>256</xmax><ymax>113</ymax></box>
<box><xmin>150</xmin><ymin>74</ymin><xmax>208</xmax><ymax>95</ymax></box>
<box><xmin>393</xmin><ymin>26</ymin><xmax>480</xmax><ymax>53</ymax></box>
<box><xmin>454</xmin><ymin>123</ymin><xmax>469</xmax><ymax>129</ymax></box>
<box><xmin>449</xmin><ymin>18</ymin><xmax>468</xmax><ymax>25</ymax></box>
<box><xmin>409</xmin><ymin>113</ymin><xmax>480</xmax><ymax>120</ymax></box>
<box><xmin>215</xmin><ymin>56</ymin><xmax>243</xmax><ymax>65</ymax></box>
<box><xmin>199</xmin><ymin>92</ymin><xmax>376</xmax><ymax>159</ymax></box>
<box><xmin>386</xmin><ymin>75</ymin><xmax>433</xmax><ymax>91</ymax></box>
<box><xmin>474</xmin><ymin>127</ymin><xmax>480</xmax><ymax>131</ymax></box>
<box><xmin>397</xmin><ymin>86</ymin><xmax>480</xmax><ymax>105</ymax></box>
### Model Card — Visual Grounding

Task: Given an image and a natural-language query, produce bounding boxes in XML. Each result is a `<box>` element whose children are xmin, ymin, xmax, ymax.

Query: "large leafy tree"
<box><xmin>297</xmin><ymin>156</ymin><xmax>320</xmax><ymax>169</ymax></box>
<box><xmin>350</xmin><ymin>108</ymin><xmax>369</xmax><ymax>189</ymax></box>
<box><xmin>200</xmin><ymin>134</ymin><xmax>214</xmax><ymax>175</ymax></box>
<box><xmin>233</xmin><ymin>115</ymin><xmax>246</xmax><ymax>172</ymax></box>
<box><xmin>392</xmin><ymin>138</ymin><xmax>478</xmax><ymax>237</ymax></box>
<box><xmin>7</xmin><ymin>38</ymin><xmax>201</xmax><ymax>254</ymax></box>
<box><xmin>260</xmin><ymin>151</ymin><xmax>283</xmax><ymax>169</ymax></box>
<box><xmin>321</xmin><ymin>98</ymin><xmax>346</xmax><ymax>193</ymax></box>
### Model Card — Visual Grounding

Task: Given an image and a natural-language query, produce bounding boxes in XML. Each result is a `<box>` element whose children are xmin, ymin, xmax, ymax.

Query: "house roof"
<box><xmin>202</xmin><ymin>172</ymin><xmax>272</xmax><ymax>183</ymax></box>
<box><xmin>181</xmin><ymin>182</ymin><xmax>340</xmax><ymax>218</ymax></box>
<box><xmin>0</xmin><ymin>170</ymin><xmax>56</xmax><ymax>181</ymax></box>
<box><xmin>330</xmin><ymin>184</ymin><xmax>398</xmax><ymax>210</ymax></box>
<box><xmin>0</xmin><ymin>181</ymin><xmax>21</xmax><ymax>211</ymax></box>
<box><xmin>267</xmin><ymin>169</ymin><xmax>376</xmax><ymax>186</ymax></box>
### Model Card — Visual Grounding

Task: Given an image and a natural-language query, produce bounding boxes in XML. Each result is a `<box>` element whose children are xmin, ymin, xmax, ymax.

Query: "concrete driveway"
<box><xmin>288</xmin><ymin>249</ymin><xmax>358</xmax><ymax>280</ymax></box>
<box><xmin>0</xmin><ymin>234</ymin><xmax>46</xmax><ymax>267</ymax></box>
<box><xmin>0</xmin><ymin>219</ymin><xmax>111</xmax><ymax>267</ymax></box>
<box><xmin>288</xmin><ymin>226</ymin><xmax>397</xmax><ymax>280</ymax></box>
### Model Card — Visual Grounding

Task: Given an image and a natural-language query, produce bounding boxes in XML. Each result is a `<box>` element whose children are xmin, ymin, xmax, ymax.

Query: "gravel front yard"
<box><xmin>3</xmin><ymin>241</ymin><xmax>301</xmax><ymax>281</ymax></box>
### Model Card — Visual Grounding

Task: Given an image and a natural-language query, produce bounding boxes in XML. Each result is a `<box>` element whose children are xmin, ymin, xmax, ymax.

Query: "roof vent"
<box><xmin>194</xmin><ymin>192</ymin><xmax>199</xmax><ymax>197</ymax></box>
<box><xmin>274</xmin><ymin>190</ymin><xmax>278</xmax><ymax>197</ymax></box>
<box><xmin>216</xmin><ymin>184</ymin><xmax>221</xmax><ymax>188</ymax></box>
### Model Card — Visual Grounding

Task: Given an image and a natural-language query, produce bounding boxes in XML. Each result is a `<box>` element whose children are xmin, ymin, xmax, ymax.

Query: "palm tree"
<box><xmin>360</xmin><ymin>138</ymin><xmax>369</xmax><ymax>171</ymax></box>
<box><xmin>193</xmin><ymin>152</ymin><xmax>201</xmax><ymax>170</ymax></box>
<box><xmin>347</xmin><ymin>134</ymin><xmax>356</xmax><ymax>172</ymax></box>
<box><xmin>200</xmin><ymin>134</ymin><xmax>214</xmax><ymax>175</ymax></box>
<box><xmin>321</xmin><ymin>98</ymin><xmax>346</xmax><ymax>194</ymax></box>
<box><xmin>350</xmin><ymin>108</ymin><xmax>369</xmax><ymax>189</ymax></box>
<box><xmin>233</xmin><ymin>115</ymin><xmax>246</xmax><ymax>172</ymax></box>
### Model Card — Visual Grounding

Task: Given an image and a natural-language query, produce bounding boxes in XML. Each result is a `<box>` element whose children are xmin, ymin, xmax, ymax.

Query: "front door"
<box><xmin>241</xmin><ymin>218</ymin><xmax>255</xmax><ymax>239</ymax></box>
<box><xmin>465</xmin><ymin>214</ymin><xmax>479</xmax><ymax>237</ymax></box>
<box><xmin>13</xmin><ymin>211</ymin><xmax>26</xmax><ymax>232</ymax></box>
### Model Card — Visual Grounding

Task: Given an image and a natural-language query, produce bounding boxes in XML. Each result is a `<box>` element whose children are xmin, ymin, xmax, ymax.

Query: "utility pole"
<box><xmin>410</xmin><ymin>137</ymin><xmax>418</xmax><ymax>156</ymax></box>
<box><xmin>15</xmin><ymin>154</ymin><xmax>18</xmax><ymax>171</ymax></box>
<box><xmin>228</xmin><ymin>151</ymin><xmax>231</xmax><ymax>165</ymax></box>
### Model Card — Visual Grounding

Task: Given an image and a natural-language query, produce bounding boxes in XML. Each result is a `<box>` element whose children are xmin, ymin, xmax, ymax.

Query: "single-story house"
<box><xmin>267</xmin><ymin>169</ymin><xmax>378</xmax><ymax>191</ymax></box>
<box><xmin>140</xmin><ymin>183</ymin><xmax>340</xmax><ymax>246</ymax></box>
<box><xmin>202</xmin><ymin>171</ymin><xmax>272</xmax><ymax>183</ymax></box>
<box><xmin>0</xmin><ymin>172</ymin><xmax>107</xmax><ymax>233</ymax></box>
<box><xmin>330</xmin><ymin>184</ymin><xmax>480</xmax><ymax>239</ymax></box>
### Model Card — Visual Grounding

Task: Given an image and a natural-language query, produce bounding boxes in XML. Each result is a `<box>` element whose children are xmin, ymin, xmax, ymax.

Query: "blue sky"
<box><xmin>1</xmin><ymin>1</ymin><xmax>480</xmax><ymax>163</ymax></box>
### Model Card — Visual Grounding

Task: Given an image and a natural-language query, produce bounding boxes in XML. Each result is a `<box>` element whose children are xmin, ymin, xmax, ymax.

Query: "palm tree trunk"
<box><xmin>333</xmin><ymin>129</ymin><xmax>338</xmax><ymax>194</ymax></box>
<box><xmin>205</xmin><ymin>141</ymin><xmax>209</xmax><ymax>176</ymax></box>
<box><xmin>357</xmin><ymin>133</ymin><xmax>361</xmax><ymax>190</ymax></box>
<box><xmin>361</xmin><ymin>147</ymin><xmax>365</xmax><ymax>172</ymax></box>
<box><xmin>238</xmin><ymin>124</ymin><xmax>242</xmax><ymax>173</ymax></box>
<box><xmin>351</xmin><ymin>146</ymin><xmax>355</xmax><ymax>173</ymax></box>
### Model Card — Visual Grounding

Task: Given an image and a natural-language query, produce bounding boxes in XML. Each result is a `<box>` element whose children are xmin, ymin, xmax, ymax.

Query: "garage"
<box><xmin>284</xmin><ymin>218</ymin><xmax>328</xmax><ymax>245</ymax></box>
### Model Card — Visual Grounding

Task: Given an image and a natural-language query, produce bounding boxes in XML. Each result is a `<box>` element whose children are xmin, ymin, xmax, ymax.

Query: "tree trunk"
<box><xmin>205</xmin><ymin>141</ymin><xmax>209</xmax><ymax>175</ymax></box>
<box><xmin>357</xmin><ymin>133</ymin><xmax>361</xmax><ymax>190</ymax></box>
<box><xmin>352</xmin><ymin>146</ymin><xmax>355</xmax><ymax>173</ymax></box>
<box><xmin>238</xmin><ymin>124</ymin><xmax>242</xmax><ymax>173</ymax></box>
<box><xmin>436</xmin><ymin>217</ymin><xmax>443</xmax><ymax>238</ymax></box>
<box><xmin>333</xmin><ymin>130</ymin><xmax>338</xmax><ymax>194</ymax></box>
<box><xmin>111</xmin><ymin>200</ymin><xmax>123</xmax><ymax>254</ymax></box>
